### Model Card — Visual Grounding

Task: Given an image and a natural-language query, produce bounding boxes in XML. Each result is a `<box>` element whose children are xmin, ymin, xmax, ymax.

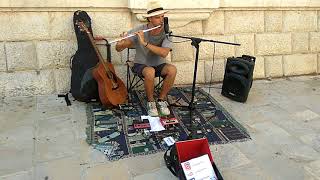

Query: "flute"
<box><xmin>108</xmin><ymin>25</ymin><xmax>161</xmax><ymax>44</ymax></box>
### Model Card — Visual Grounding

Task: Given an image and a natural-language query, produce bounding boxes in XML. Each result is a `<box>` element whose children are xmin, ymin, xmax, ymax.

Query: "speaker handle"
<box><xmin>226</xmin><ymin>60</ymin><xmax>250</xmax><ymax>76</ymax></box>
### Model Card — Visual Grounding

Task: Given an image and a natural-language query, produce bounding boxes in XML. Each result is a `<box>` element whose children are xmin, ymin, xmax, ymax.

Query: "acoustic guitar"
<box><xmin>77</xmin><ymin>21</ymin><xmax>128</xmax><ymax>107</ymax></box>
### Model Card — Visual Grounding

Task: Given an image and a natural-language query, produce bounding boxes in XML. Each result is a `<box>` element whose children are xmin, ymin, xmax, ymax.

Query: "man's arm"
<box><xmin>144</xmin><ymin>43</ymin><xmax>170</xmax><ymax>58</ymax></box>
<box><xmin>115</xmin><ymin>38</ymin><xmax>134</xmax><ymax>52</ymax></box>
<box><xmin>135</xmin><ymin>30</ymin><xmax>170</xmax><ymax>58</ymax></box>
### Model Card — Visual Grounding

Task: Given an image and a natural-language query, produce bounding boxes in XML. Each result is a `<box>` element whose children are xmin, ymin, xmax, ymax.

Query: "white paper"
<box><xmin>181</xmin><ymin>154</ymin><xmax>217</xmax><ymax>180</ymax></box>
<box><xmin>141</xmin><ymin>116</ymin><xmax>165</xmax><ymax>132</ymax></box>
<box><xmin>163</xmin><ymin>136</ymin><xmax>176</xmax><ymax>146</ymax></box>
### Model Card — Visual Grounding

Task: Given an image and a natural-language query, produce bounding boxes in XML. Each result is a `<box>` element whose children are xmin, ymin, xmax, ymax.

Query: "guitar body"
<box><xmin>76</xmin><ymin>21</ymin><xmax>128</xmax><ymax>107</ymax></box>
<box><xmin>92</xmin><ymin>62</ymin><xmax>128</xmax><ymax>107</ymax></box>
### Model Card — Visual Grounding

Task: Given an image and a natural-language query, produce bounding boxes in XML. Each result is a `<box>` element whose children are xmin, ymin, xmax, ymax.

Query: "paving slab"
<box><xmin>0</xmin><ymin>170</ymin><xmax>33</xmax><ymax>180</ymax></box>
<box><xmin>304</xmin><ymin>160</ymin><xmax>320</xmax><ymax>180</ymax></box>
<box><xmin>34</xmin><ymin>132</ymin><xmax>77</xmax><ymax>163</ymax></box>
<box><xmin>299</xmin><ymin>133</ymin><xmax>320</xmax><ymax>153</ymax></box>
<box><xmin>221</xmin><ymin>163</ymin><xmax>273</xmax><ymax>180</ymax></box>
<box><xmin>84</xmin><ymin>162</ymin><xmax>131</xmax><ymax>180</ymax></box>
<box><xmin>34</xmin><ymin>156</ymin><xmax>81</xmax><ymax>180</ymax></box>
<box><xmin>210</xmin><ymin>143</ymin><xmax>251</xmax><ymax>170</ymax></box>
<box><xmin>133</xmin><ymin>166</ymin><xmax>177</xmax><ymax>180</ymax></box>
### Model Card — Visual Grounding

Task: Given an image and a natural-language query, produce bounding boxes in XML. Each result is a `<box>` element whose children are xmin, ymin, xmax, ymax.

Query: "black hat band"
<box><xmin>147</xmin><ymin>7</ymin><xmax>164</xmax><ymax>14</ymax></box>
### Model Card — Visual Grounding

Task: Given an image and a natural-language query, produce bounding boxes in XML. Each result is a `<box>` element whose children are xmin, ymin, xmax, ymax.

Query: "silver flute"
<box><xmin>108</xmin><ymin>25</ymin><xmax>161</xmax><ymax>44</ymax></box>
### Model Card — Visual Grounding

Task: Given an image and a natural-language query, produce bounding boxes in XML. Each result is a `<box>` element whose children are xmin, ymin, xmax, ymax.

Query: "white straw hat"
<box><xmin>143</xmin><ymin>0</ymin><xmax>169</xmax><ymax>18</ymax></box>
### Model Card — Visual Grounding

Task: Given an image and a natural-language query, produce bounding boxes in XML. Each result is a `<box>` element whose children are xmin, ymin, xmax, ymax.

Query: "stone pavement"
<box><xmin>0</xmin><ymin>75</ymin><xmax>319</xmax><ymax>180</ymax></box>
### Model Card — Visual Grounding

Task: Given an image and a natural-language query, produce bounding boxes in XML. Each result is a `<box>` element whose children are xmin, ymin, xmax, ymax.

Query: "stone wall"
<box><xmin>0</xmin><ymin>0</ymin><xmax>319</xmax><ymax>97</ymax></box>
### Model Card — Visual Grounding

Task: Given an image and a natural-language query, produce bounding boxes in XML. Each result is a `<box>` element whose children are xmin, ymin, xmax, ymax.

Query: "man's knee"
<box><xmin>143</xmin><ymin>67</ymin><xmax>156</xmax><ymax>79</ymax></box>
<box><xmin>166</xmin><ymin>65</ymin><xmax>177</xmax><ymax>76</ymax></box>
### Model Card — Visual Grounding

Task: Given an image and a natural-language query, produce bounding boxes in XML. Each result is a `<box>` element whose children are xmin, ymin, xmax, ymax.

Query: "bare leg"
<box><xmin>142</xmin><ymin>67</ymin><xmax>156</xmax><ymax>101</ymax></box>
<box><xmin>158</xmin><ymin>64</ymin><xmax>177</xmax><ymax>100</ymax></box>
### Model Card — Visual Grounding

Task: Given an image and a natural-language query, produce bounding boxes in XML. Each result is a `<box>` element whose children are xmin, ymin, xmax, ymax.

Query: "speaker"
<box><xmin>221</xmin><ymin>55</ymin><xmax>255</xmax><ymax>102</ymax></box>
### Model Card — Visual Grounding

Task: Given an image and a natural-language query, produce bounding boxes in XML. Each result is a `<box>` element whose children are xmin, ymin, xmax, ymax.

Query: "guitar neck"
<box><xmin>86</xmin><ymin>32</ymin><xmax>107</xmax><ymax>64</ymax></box>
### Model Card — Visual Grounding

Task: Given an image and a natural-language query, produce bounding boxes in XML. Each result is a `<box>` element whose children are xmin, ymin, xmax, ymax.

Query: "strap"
<box><xmin>58</xmin><ymin>93</ymin><xmax>71</xmax><ymax>106</ymax></box>
<box><xmin>163</xmin><ymin>145</ymin><xmax>178</xmax><ymax>176</ymax></box>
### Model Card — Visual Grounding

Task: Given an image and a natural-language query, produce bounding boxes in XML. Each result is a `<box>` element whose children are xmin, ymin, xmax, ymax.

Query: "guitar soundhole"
<box><xmin>106</xmin><ymin>71</ymin><xmax>119</xmax><ymax>90</ymax></box>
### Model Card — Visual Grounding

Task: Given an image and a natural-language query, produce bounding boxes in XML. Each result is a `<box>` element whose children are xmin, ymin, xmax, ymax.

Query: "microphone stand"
<box><xmin>168</xmin><ymin>32</ymin><xmax>240</xmax><ymax>127</ymax></box>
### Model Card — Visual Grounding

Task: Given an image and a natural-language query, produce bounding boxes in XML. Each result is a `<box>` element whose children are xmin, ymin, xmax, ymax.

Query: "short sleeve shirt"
<box><xmin>127</xmin><ymin>24</ymin><xmax>172</xmax><ymax>66</ymax></box>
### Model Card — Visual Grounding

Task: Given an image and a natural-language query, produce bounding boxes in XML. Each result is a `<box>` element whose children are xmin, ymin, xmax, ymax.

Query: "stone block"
<box><xmin>4</xmin><ymin>0</ymin><xmax>126</xmax><ymax>8</ymax></box>
<box><xmin>204</xmin><ymin>59</ymin><xmax>225</xmax><ymax>82</ymax></box>
<box><xmin>256</xmin><ymin>33</ymin><xmax>291</xmax><ymax>56</ymax></box>
<box><xmin>283</xmin><ymin>54</ymin><xmax>317</xmax><ymax>76</ymax></box>
<box><xmin>121</xmin><ymin>48</ymin><xmax>136</xmax><ymax>63</ymax></box>
<box><xmin>166</xmin><ymin>51</ymin><xmax>172</xmax><ymax>62</ymax></box>
<box><xmin>0</xmin><ymin>12</ymin><xmax>49</xmax><ymax>41</ymax></box>
<box><xmin>265</xmin><ymin>11</ymin><xmax>283</xmax><ymax>32</ymax></box>
<box><xmin>0</xmin><ymin>43</ymin><xmax>5</xmax><ymax>72</ymax></box>
<box><xmin>171</xmin><ymin>41</ymin><xmax>193</xmax><ymax>62</ymax></box>
<box><xmin>225</xmin><ymin>11</ymin><xmax>264</xmax><ymax>34</ymax></box>
<box><xmin>204</xmin><ymin>10</ymin><xmax>224</xmax><ymax>35</ymax></box>
<box><xmin>318</xmin><ymin>54</ymin><xmax>320</xmax><ymax>74</ymax></box>
<box><xmin>6</xmin><ymin>42</ymin><xmax>37</xmax><ymax>71</ymax></box>
<box><xmin>172</xmin><ymin>61</ymin><xmax>205</xmax><ymax>85</ymax></box>
<box><xmin>90</xmin><ymin>12</ymin><xmax>132</xmax><ymax>38</ymax></box>
<box><xmin>54</xmin><ymin>68</ymin><xmax>71</xmax><ymax>94</ymax></box>
<box><xmin>310</xmin><ymin>32</ymin><xmax>320</xmax><ymax>52</ymax></box>
<box><xmin>318</xmin><ymin>10</ymin><xmax>320</xmax><ymax>31</ymax></box>
<box><xmin>199</xmin><ymin>35</ymin><xmax>235</xmax><ymax>59</ymax></box>
<box><xmin>235</xmin><ymin>34</ymin><xmax>255</xmax><ymax>57</ymax></box>
<box><xmin>292</xmin><ymin>33</ymin><xmax>309</xmax><ymax>53</ymax></box>
<box><xmin>5</xmin><ymin>70</ymin><xmax>55</xmax><ymax>97</ymax></box>
<box><xmin>265</xmin><ymin>56</ymin><xmax>283</xmax><ymax>78</ymax></box>
<box><xmin>253</xmin><ymin>56</ymin><xmax>265</xmax><ymax>79</ymax></box>
<box><xmin>49</xmin><ymin>12</ymin><xmax>75</xmax><ymax>40</ymax></box>
<box><xmin>36</xmin><ymin>41</ymin><xmax>77</xmax><ymax>69</ymax></box>
<box><xmin>283</xmin><ymin>11</ymin><xmax>317</xmax><ymax>32</ymax></box>
<box><xmin>171</xmin><ymin>21</ymin><xmax>203</xmax><ymax>36</ymax></box>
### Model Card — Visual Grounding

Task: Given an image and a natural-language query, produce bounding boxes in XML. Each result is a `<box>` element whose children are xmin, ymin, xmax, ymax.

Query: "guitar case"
<box><xmin>70</xmin><ymin>10</ymin><xmax>100</xmax><ymax>102</ymax></box>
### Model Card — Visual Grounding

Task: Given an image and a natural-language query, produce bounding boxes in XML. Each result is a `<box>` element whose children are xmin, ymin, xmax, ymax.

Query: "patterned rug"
<box><xmin>86</xmin><ymin>87</ymin><xmax>250</xmax><ymax>161</ymax></box>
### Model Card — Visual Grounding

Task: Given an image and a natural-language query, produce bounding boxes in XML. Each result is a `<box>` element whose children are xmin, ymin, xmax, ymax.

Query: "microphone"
<box><xmin>164</xmin><ymin>17</ymin><xmax>170</xmax><ymax>35</ymax></box>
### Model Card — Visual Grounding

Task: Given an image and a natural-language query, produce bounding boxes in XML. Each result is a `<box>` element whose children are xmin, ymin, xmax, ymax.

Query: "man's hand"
<box><xmin>115</xmin><ymin>32</ymin><xmax>133</xmax><ymax>52</ymax></box>
<box><xmin>135</xmin><ymin>30</ymin><xmax>147</xmax><ymax>46</ymax></box>
<box><xmin>117</xmin><ymin>32</ymin><xmax>128</xmax><ymax>46</ymax></box>
<box><xmin>94</xmin><ymin>36</ymin><xmax>105</xmax><ymax>41</ymax></box>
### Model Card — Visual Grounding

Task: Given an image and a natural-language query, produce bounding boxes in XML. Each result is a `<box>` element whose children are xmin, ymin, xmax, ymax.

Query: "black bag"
<box><xmin>70</xmin><ymin>10</ymin><xmax>99</xmax><ymax>102</ymax></box>
<box><xmin>164</xmin><ymin>145</ymin><xmax>224</xmax><ymax>180</ymax></box>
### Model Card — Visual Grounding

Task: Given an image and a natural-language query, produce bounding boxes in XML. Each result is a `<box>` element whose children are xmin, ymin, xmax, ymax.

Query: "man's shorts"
<box><xmin>132</xmin><ymin>63</ymin><xmax>167</xmax><ymax>78</ymax></box>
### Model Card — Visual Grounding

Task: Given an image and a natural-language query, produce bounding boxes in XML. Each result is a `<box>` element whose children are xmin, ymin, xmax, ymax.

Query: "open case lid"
<box><xmin>175</xmin><ymin>138</ymin><xmax>213</xmax><ymax>163</ymax></box>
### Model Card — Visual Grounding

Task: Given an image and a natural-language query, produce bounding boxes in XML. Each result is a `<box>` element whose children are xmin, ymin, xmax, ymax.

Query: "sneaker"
<box><xmin>157</xmin><ymin>100</ymin><xmax>170</xmax><ymax>116</ymax></box>
<box><xmin>147</xmin><ymin>101</ymin><xmax>158</xmax><ymax>117</ymax></box>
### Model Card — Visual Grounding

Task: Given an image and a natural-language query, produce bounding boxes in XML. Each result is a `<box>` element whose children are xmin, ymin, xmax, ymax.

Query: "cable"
<box><xmin>208</xmin><ymin>43</ymin><xmax>216</xmax><ymax>94</ymax></box>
